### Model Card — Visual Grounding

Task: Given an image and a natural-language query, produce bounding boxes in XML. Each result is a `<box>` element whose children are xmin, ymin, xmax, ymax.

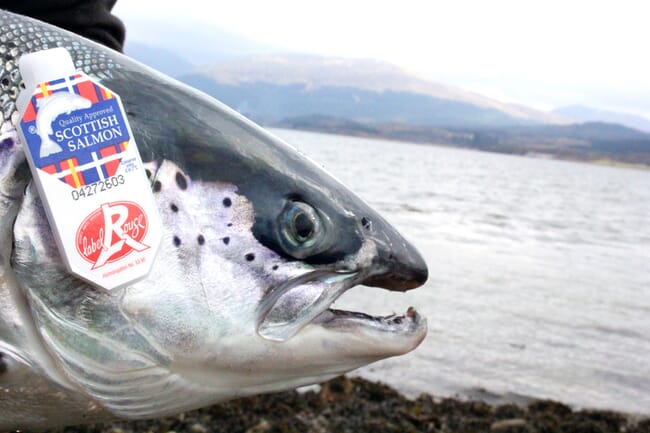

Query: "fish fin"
<box><xmin>11</xmin><ymin>177</ymin><xmax>216</xmax><ymax>418</ymax></box>
<box><xmin>29</xmin><ymin>295</ymin><xmax>217</xmax><ymax>419</ymax></box>
<box><xmin>45</xmin><ymin>335</ymin><xmax>212</xmax><ymax>417</ymax></box>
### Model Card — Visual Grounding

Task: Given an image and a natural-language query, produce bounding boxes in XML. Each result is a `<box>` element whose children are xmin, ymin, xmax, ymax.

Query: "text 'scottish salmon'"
<box><xmin>0</xmin><ymin>9</ymin><xmax>428</xmax><ymax>430</ymax></box>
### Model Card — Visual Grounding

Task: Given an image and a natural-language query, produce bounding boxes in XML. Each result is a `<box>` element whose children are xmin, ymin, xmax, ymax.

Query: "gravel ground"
<box><xmin>19</xmin><ymin>376</ymin><xmax>650</xmax><ymax>433</ymax></box>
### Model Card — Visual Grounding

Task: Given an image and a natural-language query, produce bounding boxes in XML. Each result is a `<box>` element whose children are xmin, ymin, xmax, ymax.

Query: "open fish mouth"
<box><xmin>257</xmin><ymin>208</ymin><xmax>429</xmax><ymax>344</ymax></box>
<box><xmin>257</xmin><ymin>269</ymin><xmax>425</xmax><ymax>342</ymax></box>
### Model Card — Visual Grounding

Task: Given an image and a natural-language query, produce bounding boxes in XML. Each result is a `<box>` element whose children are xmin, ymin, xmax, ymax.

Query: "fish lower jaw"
<box><xmin>315</xmin><ymin>306</ymin><xmax>427</xmax><ymax>346</ymax></box>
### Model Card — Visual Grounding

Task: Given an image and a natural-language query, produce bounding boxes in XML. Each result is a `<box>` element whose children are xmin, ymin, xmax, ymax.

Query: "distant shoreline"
<box><xmin>578</xmin><ymin>157</ymin><xmax>650</xmax><ymax>171</ymax></box>
<box><xmin>268</xmin><ymin>119</ymin><xmax>650</xmax><ymax>171</ymax></box>
<box><xmin>522</xmin><ymin>150</ymin><xmax>650</xmax><ymax>170</ymax></box>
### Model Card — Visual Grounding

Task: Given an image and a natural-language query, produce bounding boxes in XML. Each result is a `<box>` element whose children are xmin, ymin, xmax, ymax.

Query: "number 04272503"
<box><xmin>71</xmin><ymin>174</ymin><xmax>126</xmax><ymax>201</ymax></box>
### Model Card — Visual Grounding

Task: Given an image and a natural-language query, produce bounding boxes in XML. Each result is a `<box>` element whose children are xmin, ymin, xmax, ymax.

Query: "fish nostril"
<box><xmin>361</xmin><ymin>217</ymin><xmax>372</xmax><ymax>231</ymax></box>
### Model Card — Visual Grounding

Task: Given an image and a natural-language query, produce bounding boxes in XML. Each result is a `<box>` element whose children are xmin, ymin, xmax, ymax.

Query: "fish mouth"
<box><xmin>257</xmin><ymin>268</ymin><xmax>426</xmax><ymax>344</ymax></box>
<box><xmin>258</xmin><ymin>222</ymin><xmax>428</xmax><ymax>347</ymax></box>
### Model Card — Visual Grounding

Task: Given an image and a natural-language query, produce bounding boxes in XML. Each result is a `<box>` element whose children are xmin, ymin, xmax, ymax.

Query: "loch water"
<box><xmin>272</xmin><ymin>128</ymin><xmax>650</xmax><ymax>415</ymax></box>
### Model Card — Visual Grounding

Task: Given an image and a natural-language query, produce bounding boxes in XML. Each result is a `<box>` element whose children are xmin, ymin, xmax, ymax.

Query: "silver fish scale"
<box><xmin>0</xmin><ymin>10</ymin><xmax>120</xmax><ymax>123</ymax></box>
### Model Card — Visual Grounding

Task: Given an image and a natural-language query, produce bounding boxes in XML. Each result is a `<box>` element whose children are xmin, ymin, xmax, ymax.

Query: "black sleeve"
<box><xmin>0</xmin><ymin>0</ymin><xmax>125</xmax><ymax>52</ymax></box>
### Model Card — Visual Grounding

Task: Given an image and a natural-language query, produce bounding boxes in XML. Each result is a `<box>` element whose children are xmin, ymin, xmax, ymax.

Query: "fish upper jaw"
<box><xmin>357</xmin><ymin>211</ymin><xmax>429</xmax><ymax>291</ymax></box>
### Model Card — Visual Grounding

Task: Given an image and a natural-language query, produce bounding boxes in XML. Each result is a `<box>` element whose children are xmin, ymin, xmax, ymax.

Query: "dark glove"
<box><xmin>0</xmin><ymin>0</ymin><xmax>125</xmax><ymax>51</ymax></box>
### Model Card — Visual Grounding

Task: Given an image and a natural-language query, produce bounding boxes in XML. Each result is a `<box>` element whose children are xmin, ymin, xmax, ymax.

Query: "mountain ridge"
<box><xmin>177</xmin><ymin>73</ymin><xmax>541</xmax><ymax>128</ymax></box>
<box><xmin>121</xmin><ymin>43</ymin><xmax>650</xmax><ymax>165</ymax></box>
<box><xmin>195</xmin><ymin>54</ymin><xmax>564</xmax><ymax>124</ymax></box>
<box><xmin>552</xmin><ymin>105</ymin><xmax>650</xmax><ymax>133</ymax></box>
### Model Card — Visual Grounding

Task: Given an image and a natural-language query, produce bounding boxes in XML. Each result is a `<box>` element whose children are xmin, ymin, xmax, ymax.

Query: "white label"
<box><xmin>18</xmin><ymin>70</ymin><xmax>161</xmax><ymax>291</ymax></box>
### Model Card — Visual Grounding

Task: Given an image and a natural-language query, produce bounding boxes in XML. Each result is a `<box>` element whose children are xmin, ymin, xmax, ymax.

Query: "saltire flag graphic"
<box><xmin>22</xmin><ymin>73</ymin><xmax>130</xmax><ymax>188</ymax></box>
<box><xmin>41</xmin><ymin>141</ymin><xmax>129</xmax><ymax>188</ymax></box>
<box><xmin>21</xmin><ymin>74</ymin><xmax>113</xmax><ymax>123</ymax></box>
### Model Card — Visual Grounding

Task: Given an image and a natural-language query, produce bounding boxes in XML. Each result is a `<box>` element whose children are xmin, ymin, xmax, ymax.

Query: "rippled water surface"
<box><xmin>272</xmin><ymin>128</ymin><xmax>650</xmax><ymax>414</ymax></box>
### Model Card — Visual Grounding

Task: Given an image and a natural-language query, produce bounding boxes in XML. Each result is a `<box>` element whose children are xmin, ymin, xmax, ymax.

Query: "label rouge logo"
<box><xmin>76</xmin><ymin>201</ymin><xmax>149</xmax><ymax>269</ymax></box>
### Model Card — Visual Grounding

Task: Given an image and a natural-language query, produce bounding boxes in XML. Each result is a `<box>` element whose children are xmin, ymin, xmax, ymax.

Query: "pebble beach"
<box><xmin>33</xmin><ymin>376</ymin><xmax>650</xmax><ymax>433</ymax></box>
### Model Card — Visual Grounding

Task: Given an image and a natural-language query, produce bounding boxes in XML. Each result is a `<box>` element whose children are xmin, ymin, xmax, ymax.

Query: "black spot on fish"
<box><xmin>245</xmin><ymin>253</ymin><xmax>255</xmax><ymax>262</ymax></box>
<box><xmin>0</xmin><ymin>137</ymin><xmax>14</xmax><ymax>149</ymax></box>
<box><xmin>222</xmin><ymin>237</ymin><xmax>230</xmax><ymax>245</ymax></box>
<box><xmin>361</xmin><ymin>217</ymin><xmax>372</xmax><ymax>230</ymax></box>
<box><xmin>0</xmin><ymin>353</ymin><xmax>6</xmax><ymax>375</ymax></box>
<box><xmin>272</xmin><ymin>265</ymin><xmax>279</xmax><ymax>271</ymax></box>
<box><xmin>0</xmin><ymin>77</ymin><xmax>9</xmax><ymax>88</ymax></box>
<box><xmin>197</xmin><ymin>235</ymin><xmax>205</xmax><ymax>245</ymax></box>
<box><xmin>170</xmin><ymin>203</ymin><xmax>179</xmax><ymax>213</ymax></box>
<box><xmin>227</xmin><ymin>223</ymin><xmax>233</xmax><ymax>227</ymax></box>
<box><xmin>153</xmin><ymin>180</ymin><xmax>162</xmax><ymax>192</ymax></box>
<box><xmin>175</xmin><ymin>172</ymin><xmax>188</xmax><ymax>190</ymax></box>
<box><xmin>145</xmin><ymin>169</ymin><xmax>152</xmax><ymax>179</ymax></box>
<box><xmin>173</xmin><ymin>236</ymin><xmax>181</xmax><ymax>247</ymax></box>
<box><xmin>223</xmin><ymin>197</ymin><xmax>232</xmax><ymax>207</ymax></box>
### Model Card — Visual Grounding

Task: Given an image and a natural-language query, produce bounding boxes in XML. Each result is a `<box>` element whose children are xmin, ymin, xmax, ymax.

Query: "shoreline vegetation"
<box><xmin>271</xmin><ymin>116</ymin><xmax>650</xmax><ymax>170</ymax></box>
<box><xmin>37</xmin><ymin>376</ymin><xmax>650</xmax><ymax>433</ymax></box>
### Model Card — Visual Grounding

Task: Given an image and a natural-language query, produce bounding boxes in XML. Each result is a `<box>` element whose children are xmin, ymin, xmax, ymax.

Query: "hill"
<box><xmin>121</xmin><ymin>46</ymin><xmax>650</xmax><ymax>165</ymax></box>
<box><xmin>184</xmin><ymin>54</ymin><xmax>563</xmax><ymax>127</ymax></box>
<box><xmin>179</xmin><ymin>73</ymin><xmax>539</xmax><ymax>128</ymax></box>
<box><xmin>552</xmin><ymin>105</ymin><xmax>650</xmax><ymax>134</ymax></box>
<box><xmin>124</xmin><ymin>42</ymin><xmax>195</xmax><ymax>77</ymax></box>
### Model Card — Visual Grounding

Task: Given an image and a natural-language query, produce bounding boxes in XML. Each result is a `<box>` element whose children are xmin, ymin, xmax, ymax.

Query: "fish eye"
<box><xmin>279</xmin><ymin>201</ymin><xmax>324</xmax><ymax>257</ymax></box>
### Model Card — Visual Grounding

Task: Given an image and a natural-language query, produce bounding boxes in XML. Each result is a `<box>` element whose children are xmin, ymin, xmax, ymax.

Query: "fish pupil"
<box><xmin>293</xmin><ymin>212</ymin><xmax>314</xmax><ymax>241</ymax></box>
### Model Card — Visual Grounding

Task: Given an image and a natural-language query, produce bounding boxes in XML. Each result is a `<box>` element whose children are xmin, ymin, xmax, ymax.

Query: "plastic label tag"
<box><xmin>17</xmin><ymin>48</ymin><xmax>161</xmax><ymax>291</ymax></box>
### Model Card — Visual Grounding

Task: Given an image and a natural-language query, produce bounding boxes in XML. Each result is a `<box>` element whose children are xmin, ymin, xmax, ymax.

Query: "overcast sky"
<box><xmin>113</xmin><ymin>0</ymin><xmax>650</xmax><ymax>118</ymax></box>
